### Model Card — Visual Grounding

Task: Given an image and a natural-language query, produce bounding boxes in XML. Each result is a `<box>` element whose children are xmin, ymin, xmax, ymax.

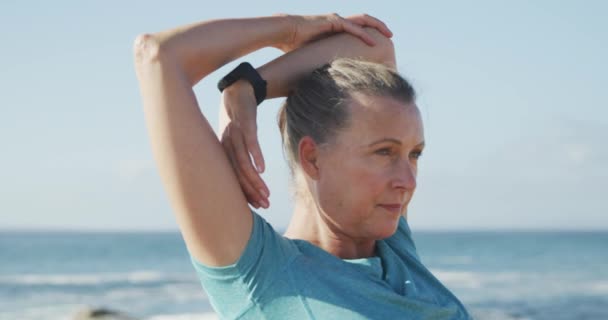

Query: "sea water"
<box><xmin>1</xmin><ymin>229</ymin><xmax>606</xmax><ymax>319</ymax></box>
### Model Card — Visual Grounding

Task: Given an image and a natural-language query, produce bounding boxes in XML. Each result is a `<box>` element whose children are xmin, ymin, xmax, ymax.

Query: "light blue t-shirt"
<box><xmin>190</xmin><ymin>211</ymin><xmax>473</xmax><ymax>319</ymax></box>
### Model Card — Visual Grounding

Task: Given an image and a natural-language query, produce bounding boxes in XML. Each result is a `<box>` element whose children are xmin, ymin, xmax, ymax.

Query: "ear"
<box><xmin>298</xmin><ymin>136</ymin><xmax>321</xmax><ymax>180</ymax></box>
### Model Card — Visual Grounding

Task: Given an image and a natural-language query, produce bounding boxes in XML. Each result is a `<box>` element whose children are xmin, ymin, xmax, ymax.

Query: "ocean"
<box><xmin>1</xmin><ymin>229</ymin><xmax>606</xmax><ymax>320</ymax></box>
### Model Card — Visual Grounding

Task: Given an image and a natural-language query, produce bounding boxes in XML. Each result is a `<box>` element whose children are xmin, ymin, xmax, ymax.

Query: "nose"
<box><xmin>390</xmin><ymin>160</ymin><xmax>417</xmax><ymax>191</ymax></box>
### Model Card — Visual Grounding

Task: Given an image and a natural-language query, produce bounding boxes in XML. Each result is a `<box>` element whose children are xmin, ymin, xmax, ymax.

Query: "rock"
<box><xmin>73</xmin><ymin>307</ymin><xmax>140</xmax><ymax>320</ymax></box>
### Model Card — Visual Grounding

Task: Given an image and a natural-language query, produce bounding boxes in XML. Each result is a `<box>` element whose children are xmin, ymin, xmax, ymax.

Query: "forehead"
<box><xmin>339</xmin><ymin>94</ymin><xmax>424</xmax><ymax>146</ymax></box>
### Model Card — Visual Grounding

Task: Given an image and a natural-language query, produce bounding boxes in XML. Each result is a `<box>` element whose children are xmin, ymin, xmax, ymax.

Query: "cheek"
<box><xmin>315</xmin><ymin>160</ymin><xmax>360</xmax><ymax>211</ymax></box>
<box><xmin>355</xmin><ymin>167</ymin><xmax>388</xmax><ymax>198</ymax></box>
<box><xmin>340</xmin><ymin>160</ymin><xmax>388</xmax><ymax>205</ymax></box>
<box><xmin>317</xmin><ymin>156</ymin><xmax>390</xmax><ymax>213</ymax></box>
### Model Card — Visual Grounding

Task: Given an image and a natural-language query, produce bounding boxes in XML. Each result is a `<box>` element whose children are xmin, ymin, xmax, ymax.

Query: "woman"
<box><xmin>134</xmin><ymin>13</ymin><xmax>472</xmax><ymax>319</ymax></box>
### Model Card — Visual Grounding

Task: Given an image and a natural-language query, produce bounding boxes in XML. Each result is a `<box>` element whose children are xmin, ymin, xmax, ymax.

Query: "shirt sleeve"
<box><xmin>189</xmin><ymin>210</ymin><xmax>299</xmax><ymax>318</ymax></box>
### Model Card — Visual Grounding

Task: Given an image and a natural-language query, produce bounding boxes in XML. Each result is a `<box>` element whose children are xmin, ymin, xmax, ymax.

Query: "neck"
<box><xmin>284</xmin><ymin>196</ymin><xmax>377</xmax><ymax>259</ymax></box>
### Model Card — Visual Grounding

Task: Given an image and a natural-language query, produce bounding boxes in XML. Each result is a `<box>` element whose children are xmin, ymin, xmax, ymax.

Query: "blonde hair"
<box><xmin>278</xmin><ymin>58</ymin><xmax>416</xmax><ymax>175</ymax></box>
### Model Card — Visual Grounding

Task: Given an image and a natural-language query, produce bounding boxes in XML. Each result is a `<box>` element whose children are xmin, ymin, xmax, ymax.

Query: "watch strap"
<box><xmin>217</xmin><ymin>62</ymin><xmax>267</xmax><ymax>105</ymax></box>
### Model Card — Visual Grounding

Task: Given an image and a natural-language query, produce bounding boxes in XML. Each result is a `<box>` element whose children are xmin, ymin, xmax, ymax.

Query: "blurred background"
<box><xmin>1</xmin><ymin>1</ymin><xmax>606</xmax><ymax>319</ymax></box>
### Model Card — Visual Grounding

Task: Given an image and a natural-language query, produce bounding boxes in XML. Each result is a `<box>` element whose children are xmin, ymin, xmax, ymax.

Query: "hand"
<box><xmin>220</xmin><ymin>81</ymin><xmax>270</xmax><ymax>209</ymax></box>
<box><xmin>276</xmin><ymin>13</ymin><xmax>393</xmax><ymax>52</ymax></box>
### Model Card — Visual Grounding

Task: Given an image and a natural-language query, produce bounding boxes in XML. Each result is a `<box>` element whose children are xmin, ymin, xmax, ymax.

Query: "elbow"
<box><xmin>133</xmin><ymin>33</ymin><xmax>196</xmax><ymax>84</ymax></box>
<box><xmin>363</xmin><ymin>27</ymin><xmax>397</xmax><ymax>69</ymax></box>
<box><xmin>133</xmin><ymin>33</ymin><xmax>166</xmax><ymax>66</ymax></box>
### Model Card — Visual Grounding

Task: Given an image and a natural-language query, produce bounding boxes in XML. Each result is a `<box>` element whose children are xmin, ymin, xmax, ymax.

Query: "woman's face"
<box><xmin>314</xmin><ymin>93</ymin><xmax>425</xmax><ymax>241</ymax></box>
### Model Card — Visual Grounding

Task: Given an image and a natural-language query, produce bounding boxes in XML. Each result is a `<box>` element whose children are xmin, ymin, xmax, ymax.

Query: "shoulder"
<box><xmin>191</xmin><ymin>210</ymin><xmax>300</xmax><ymax>279</ymax></box>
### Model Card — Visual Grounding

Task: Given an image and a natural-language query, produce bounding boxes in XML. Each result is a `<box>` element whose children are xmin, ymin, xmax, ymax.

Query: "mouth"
<box><xmin>377</xmin><ymin>204</ymin><xmax>403</xmax><ymax>214</ymax></box>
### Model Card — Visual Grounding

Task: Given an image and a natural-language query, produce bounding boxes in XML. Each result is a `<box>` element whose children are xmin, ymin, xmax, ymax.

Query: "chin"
<box><xmin>374</xmin><ymin>218</ymin><xmax>400</xmax><ymax>240</ymax></box>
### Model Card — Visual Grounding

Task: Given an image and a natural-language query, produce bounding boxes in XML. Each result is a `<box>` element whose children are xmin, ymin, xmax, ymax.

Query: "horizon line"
<box><xmin>2</xmin><ymin>227</ymin><xmax>607</xmax><ymax>233</ymax></box>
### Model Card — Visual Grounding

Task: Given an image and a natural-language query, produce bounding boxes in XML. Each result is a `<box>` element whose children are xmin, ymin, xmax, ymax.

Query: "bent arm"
<box><xmin>134</xmin><ymin>17</ymin><xmax>291</xmax><ymax>267</ymax></box>
<box><xmin>262</xmin><ymin>27</ymin><xmax>396</xmax><ymax>99</ymax></box>
<box><xmin>142</xmin><ymin>17</ymin><xmax>292</xmax><ymax>85</ymax></box>
<box><xmin>133</xmin><ymin>15</ymin><xmax>394</xmax><ymax>268</ymax></box>
<box><xmin>220</xmin><ymin>27</ymin><xmax>395</xmax><ymax>132</ymax></box>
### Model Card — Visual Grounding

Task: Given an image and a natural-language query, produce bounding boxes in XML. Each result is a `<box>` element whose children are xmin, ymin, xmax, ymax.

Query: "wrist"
<box><xmin>269</xmin><ymin>14</ymin><xmax>297</xmax><ymax>52</ymax></box>
<box><xmin>223</xmin><ymin>80</ymin><xmax>256</xmax><ymax>103</ymax></box>
<box><xmin>224</xmin><ymin>79</ymin><xmax>253</xmax><ymax>93</ymax></box>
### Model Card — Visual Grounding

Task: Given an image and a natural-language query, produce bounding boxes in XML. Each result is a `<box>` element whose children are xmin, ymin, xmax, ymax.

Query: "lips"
<box><xmin>378</xmin><ymin>204</ymin><xmax>403</xmax><ymax>214</ymax></box>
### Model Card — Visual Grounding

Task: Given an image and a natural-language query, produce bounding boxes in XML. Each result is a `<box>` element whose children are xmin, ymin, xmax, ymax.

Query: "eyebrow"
<box><xmin>367</xmin><ymin>138</ymin><xmax>425</xmax><ymax>148</ymax></box>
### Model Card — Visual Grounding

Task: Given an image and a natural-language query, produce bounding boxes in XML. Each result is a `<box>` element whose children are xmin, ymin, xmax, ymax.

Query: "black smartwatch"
<box><xmin>217</xmin><ymin>62</ymin><xmax>267</xmax><ymax>105</ymax></box>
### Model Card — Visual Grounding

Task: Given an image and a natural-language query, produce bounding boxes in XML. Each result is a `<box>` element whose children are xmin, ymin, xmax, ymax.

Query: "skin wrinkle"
<box><xmin>285</xmin><ymin>94</ymin><xmax>424</xmax><ymax>259</ymax></box>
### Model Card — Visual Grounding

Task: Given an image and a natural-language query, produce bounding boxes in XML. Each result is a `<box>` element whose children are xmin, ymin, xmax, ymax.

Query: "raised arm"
<box><xmin>219</xmin><ymin>27</ymin><xmax>396</xmax><ymax>210</ymax></box>
<box><xmin>263</xmin><ymin>28</ymin><xmax>396</xmax><ymax>99</ymax></box>
<box><xmin>133</xmin><ymin>14</ymin><xmax>393</xmax><ymax>267</ymax></box>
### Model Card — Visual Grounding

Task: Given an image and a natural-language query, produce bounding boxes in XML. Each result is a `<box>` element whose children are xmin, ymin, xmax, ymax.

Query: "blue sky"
<box><xmin>1</xmin><ymin>1</ymin><xmax>606</xmax><ymax>230</ymax></box>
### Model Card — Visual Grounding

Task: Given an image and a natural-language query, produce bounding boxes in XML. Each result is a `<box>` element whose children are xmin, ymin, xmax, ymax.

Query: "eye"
<box><xmin>410</xmin><ymin>150</ymin><xmax>423</xmax><ymax>160</ymax></box>
<box><xmin>375</xmin><ymin>148</ymin><xmax>392</xmax><ymax>156</ymax></box>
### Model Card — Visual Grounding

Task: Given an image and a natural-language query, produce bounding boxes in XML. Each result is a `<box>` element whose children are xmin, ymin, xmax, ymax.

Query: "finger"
<box><xmin>240</xmin><ymin>121</ymin><xmax>265</xmax><ymax>174</ymax></box>
<box><xmin>327</xmin><ymin>14</ymin><xmax>374</xmax><ymax>46</ymax></box>
<box><xmin>347</xmin><ymin>14</ymin><xmax>393</xmax><ymax>38</ymax></box>
<box><xmin>248</xmin><ymin>136</ymin><xmax>265</xmax><ymax>174</ymax></box>
<box><xmin>234</xmin><ymin>104</ymin><xmax>266</xmax><ymax>174</ymax></box>
<box><xmin>339</xmin><ymin>19</ymin><xmax>377</xmax><ymax>46</ymax></box>
<box><xmin>222</xmin><ymin>127</ymin><xmax>261</xmax><ymax>208</ymax></box>
<box><xmin>347</xmin><ymin>14</ymin><xmax>391</xmax><ymax>35</ymax></box>
<box><xmin>231</xmin><ymin>124</ymin><xmax>270</xmax><ymax>207</ymax></box>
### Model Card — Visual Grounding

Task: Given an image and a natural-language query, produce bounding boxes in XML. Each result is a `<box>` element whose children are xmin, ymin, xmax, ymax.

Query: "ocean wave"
<box><xmin>147</xmin><ymin>313</ymin><xmax>218</xmax><ymax>320</ymax></box>
<box><xmin>432</xmin><ymin>255</ymin><xmax>475</xmax><ymax>265</ymax></box>
<box><xmin>102</xmin><ymin>283</ymin><xmax>205</xmax><ymax>302</ymax></box>
<box><xmin>0</xmin><ymin>307</ymin><xmax>218</xmax><ymax>320</ymax></box>
<box><xmin>431</xmin><ymin>269</ymin><xmax>523</xmax><ymax>290</ymax></box>
<box><xmin>588</xmin><ymin>281</ymin><xmax>608</xmax><ymax>294</ymax></box>
<box><xmin>0</xmin><ymin>270</ymin><xmax>196</xmax><ymax>286</ymax></box>
<box><xmin>430</xmin><ymin>269</ymin><xmax>484</xmax><ymax>288</ymax></box>
<box><xmin>431</xmin><ymin>268</ymin><xmax>608</xmax><ymax>302</ymax></box>
<box><xmin>469</xmin><ymin>307</ymin><xmax>533</xmax><ymax>320</ymax></box>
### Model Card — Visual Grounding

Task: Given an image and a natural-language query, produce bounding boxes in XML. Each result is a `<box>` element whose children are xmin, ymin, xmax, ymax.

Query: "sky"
<box><xmin>1</xmin><ymin>1</ymin><xmax>606</xmax><ymax>231</ymax></box>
